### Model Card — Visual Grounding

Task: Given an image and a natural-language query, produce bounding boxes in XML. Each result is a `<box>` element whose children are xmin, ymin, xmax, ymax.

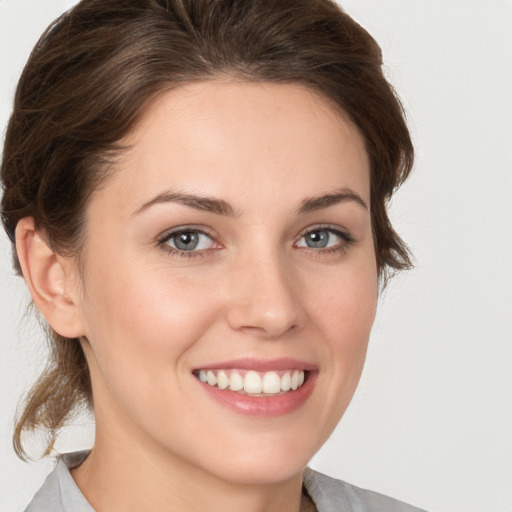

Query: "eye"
<box><xmin>159</xmin><ymin>229</ymin><xmax>216</xmax><ymax>252</ymax></box>
<box><xmin>296</xmin><ymin>227</ymin><xmax>353</xmax><ymax>250</ymax></box>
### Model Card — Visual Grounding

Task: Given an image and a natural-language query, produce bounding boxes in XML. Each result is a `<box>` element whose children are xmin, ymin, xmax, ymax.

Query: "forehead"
<box><xmin>92</xmin><ymin>80</ymin><xmax>370</xmax><ymax>215</ymax></box>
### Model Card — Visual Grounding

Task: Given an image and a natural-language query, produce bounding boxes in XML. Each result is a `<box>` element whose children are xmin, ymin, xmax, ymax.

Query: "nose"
<box><xmin>224</xmin><ymin>250</ymin><xmax>307</xmax><ymax>339</ymax></box>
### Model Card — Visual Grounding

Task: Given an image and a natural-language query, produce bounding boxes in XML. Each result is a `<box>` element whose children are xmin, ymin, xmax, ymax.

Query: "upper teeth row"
<box><xmin>198</xmin><ymin>369</ymin><xmax>306</xmax><ymax>394</ymax></box>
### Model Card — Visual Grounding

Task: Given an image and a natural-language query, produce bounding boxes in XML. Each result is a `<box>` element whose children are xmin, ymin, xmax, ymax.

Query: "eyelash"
<box><xmin>296</xmin><ymin>225</ymin><xmax>355</xmax><ymax>256</ymax></box>
<box><xmin>157</xmin><ymin>226</ymin><xmax>217</xmax><ymax>259</ymax></box>
<box><xmin>157</xmin><ymin>225</ymin><xmax>355</xmax><ymax>259</ymax></box>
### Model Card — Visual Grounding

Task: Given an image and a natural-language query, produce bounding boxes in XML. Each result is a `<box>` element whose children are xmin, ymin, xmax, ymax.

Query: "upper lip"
<box><xmin>193</xmin><ymin>357</ymin><xmax>317</xmax><ymax>372</ymax></box>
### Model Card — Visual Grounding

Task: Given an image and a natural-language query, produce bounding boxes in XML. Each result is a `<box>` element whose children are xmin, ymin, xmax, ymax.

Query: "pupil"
<box><xmin>307</xmin><ymin>230</ymin><xmax>328</xmax><ymax>248</ymax></box>
<box><xmin>175</xmin><ymin>232</ymin><xmax>198</xmax><ymax>250</ymax></box>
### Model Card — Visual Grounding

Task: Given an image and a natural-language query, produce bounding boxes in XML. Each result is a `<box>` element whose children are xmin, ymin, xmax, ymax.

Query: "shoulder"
<box><xmin>24</xmin><ymin>451</ymin><xmax>93</xmax><ymax>512</ymax></box>
<box><xmin>303</xmin><ymin>467</ymin><xmax>427</xmax><ymax>512</ymax></box>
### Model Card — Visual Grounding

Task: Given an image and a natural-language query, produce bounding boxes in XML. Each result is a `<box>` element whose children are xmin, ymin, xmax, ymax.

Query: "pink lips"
<box><xmin>194</xmin><ymin>358</ymin><xmax>318</xmax><ymax>417</ymax></box>
<box><xmin>195</xmin><ymin>357</ymin><xmax>317</xmax><ymax>372</ymax></box>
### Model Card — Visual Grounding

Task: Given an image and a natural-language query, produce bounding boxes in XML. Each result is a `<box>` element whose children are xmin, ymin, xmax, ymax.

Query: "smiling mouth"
<box><xmin>193</xmin><ymin>369</ymin><xmax>307</xmax><ymax>396</ymax></box>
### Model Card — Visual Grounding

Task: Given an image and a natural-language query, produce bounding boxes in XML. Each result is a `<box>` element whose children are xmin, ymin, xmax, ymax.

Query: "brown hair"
<box><xmin>1</xmin><ymin>0</ymin><xmax>413</xmax><ymax>460</ymax></box>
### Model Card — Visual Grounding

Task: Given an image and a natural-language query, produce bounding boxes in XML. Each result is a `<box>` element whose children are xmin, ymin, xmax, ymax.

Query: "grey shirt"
<box><xmin>25</xmin><ymin>451</ymin><xmax>426</xmax><ymax>512</ymax></box>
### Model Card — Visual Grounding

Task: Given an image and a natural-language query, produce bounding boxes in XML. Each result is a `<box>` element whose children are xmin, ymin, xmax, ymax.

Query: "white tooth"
<box><xmin>229</xmin><ymin>372</ymin><xmax>244</xmax><ymax>391</ymax></box>
<box><xmin>217</xmin><ymin>370</ymin><xmax>229</xmax><ymax>389</ymax></box>
<box><xmin>199</xmin><ymin>370</ymin><xmax>207</xmax><ymax>383</ymax></box>
<box><xmin>262</xmin><ymin>371</ymin><xmax>281</xmax><ymax>394</ymax></box>
<box><xmin>281</xmin><ymin>371</ymin><xmax>291</xmax><ymax>391</ymax></box>
<box><xmin>206</xmin><ymin>370</ymin><xmax>217</xmax><ymax>386</ymax></box>
<box><xmin>244</xmin><ymin>371</ymin><xmax>262</xmax><ymax>393</ymax></box>
<box><xmin>298</xmin><ymin>370</ymin><xmax>305</xmax><ymax>387</ymax></box>
<box><xmin>291</xmin><ymin>370</ymin><xmax>299</xmax><ymax>390</ymax></box>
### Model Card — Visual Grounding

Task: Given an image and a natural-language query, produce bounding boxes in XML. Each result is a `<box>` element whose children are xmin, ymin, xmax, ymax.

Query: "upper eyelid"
<box><xmin>296</xmin><ymin>224</ymin><xmax>353</xmax><ymax>239</ymax></box>
<box><xmin>157</xmin><ymin>227</ymin><xmax>219</xmax><ymax>256</ymax></box>
<box><xmin>156</xmin><ymin>223</ymin><xmax>354</xmax><ymax>247</ymax></box>
<box><xmin>157</xmin><ymin>225</ymin><xmax>216</xmax><ymax>243</ymax></box>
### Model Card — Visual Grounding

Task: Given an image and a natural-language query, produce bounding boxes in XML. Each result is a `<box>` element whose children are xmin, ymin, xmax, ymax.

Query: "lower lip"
<box><xmin>197</xmin><ymin>372</ymin><xmax>317</xmax><ymax>417</ymax></box>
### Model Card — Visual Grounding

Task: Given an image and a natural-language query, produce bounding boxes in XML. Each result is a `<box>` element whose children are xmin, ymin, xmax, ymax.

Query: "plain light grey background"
<box><xmin>1</xmin><ymin>1</ymin><xmax>511</xmax><ymax>511</ymax></box>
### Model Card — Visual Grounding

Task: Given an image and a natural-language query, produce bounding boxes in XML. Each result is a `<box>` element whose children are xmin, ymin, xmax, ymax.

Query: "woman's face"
<box><xmin>75</xmin><ymin>81</ymin><xmax>377</xmax><ymax>484</ymax></box>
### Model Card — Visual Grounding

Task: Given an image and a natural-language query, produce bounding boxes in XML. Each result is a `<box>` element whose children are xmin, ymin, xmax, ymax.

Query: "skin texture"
<box><xmin>17</xmin><ymin>82</ymin><xmax>377</xmax><ymax>512</ymax></box>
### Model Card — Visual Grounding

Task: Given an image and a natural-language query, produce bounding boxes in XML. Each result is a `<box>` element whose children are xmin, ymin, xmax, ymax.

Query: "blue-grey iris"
<box><xmin>305</xmin><ymin>230</ymin><xmax>329</xmax><ymax>248</ymax></box>
<box><xmin>174</xmin><ymin>232</ymin><xmax>199</xmax><ymax>250</ymax></box>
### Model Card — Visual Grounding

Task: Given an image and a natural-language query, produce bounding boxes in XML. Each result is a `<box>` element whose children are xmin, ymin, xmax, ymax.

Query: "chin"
<box><xmin>195</xmin><ymin>431</ymin><xmax>324</xmax><ymax>486</ymax></box>
<box><xmin>209</xmin><ymin>457</ymin><xmax>310</xmax><ymax>486</ymax></box>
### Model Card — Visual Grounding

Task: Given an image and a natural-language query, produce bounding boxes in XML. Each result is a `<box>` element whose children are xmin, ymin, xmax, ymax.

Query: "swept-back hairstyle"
<box><xmin>1</xmin><ymin>0</ymin><xmax>413</xmax><ymax>459</ymax></box>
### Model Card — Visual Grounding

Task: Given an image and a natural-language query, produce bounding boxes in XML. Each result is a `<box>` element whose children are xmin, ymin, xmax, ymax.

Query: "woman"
<box><xmin>1</xmin><ymin>0</ymin><xmax>423</xmax><ymax>510</ymax></box>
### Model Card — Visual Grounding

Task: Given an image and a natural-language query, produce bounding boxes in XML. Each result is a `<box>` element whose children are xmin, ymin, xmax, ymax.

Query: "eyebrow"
<box><xmin>298</xmin><ymin>188</ymin><xmax>368</xmax><ymax>213</ymax></box>
<box><xmin>133</xmin><ymin>186</ymin><xmax>367</xmax><ymax>218</ymax></box>
<box><xmin>132</xmin><ymin>190</ymin><xmax>238</xmax><ymax>217</ymax></box>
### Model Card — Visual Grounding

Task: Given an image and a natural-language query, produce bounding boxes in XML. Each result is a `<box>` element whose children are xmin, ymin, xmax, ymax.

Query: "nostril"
<box><xmin>237</xmin><ymin>322</ymin><xmax>299</xmax><ymax>339</ymax></box>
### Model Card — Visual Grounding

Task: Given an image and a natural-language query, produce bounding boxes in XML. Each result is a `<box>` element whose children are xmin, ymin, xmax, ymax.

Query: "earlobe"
<box><xmin>15</xmin><ymin>217</ymin><xmax>85</xmax><ymax>339</ymax></box>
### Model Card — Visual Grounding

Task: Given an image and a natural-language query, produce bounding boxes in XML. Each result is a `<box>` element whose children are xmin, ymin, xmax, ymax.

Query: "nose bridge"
<box><xmin>225</xmin><ymin>242</ymin><xmax>305</xmax><ymax>338</ymax></box>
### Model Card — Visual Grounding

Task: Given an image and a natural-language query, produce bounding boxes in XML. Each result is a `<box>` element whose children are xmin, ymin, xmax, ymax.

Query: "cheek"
<box><xmin>80</xmin><ymin>261</ymin><xmax>222</xmax><ymax>374</ymax></box>
<box><xmin>79</xmin><ymin>263</ymin><xmax>226</xmax><ymax>437</ymax></box>
<box><xmin>310</xmin><ymin>255</ymin><xmax>377</xmax><ymax>386</ymax></box>
<box><xmin>311</xmin><ymin>253</ymin><xmax>377</xmax><ymax>344</ymax></box>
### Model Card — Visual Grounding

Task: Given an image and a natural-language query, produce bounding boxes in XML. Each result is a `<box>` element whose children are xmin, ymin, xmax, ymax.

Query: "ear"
<box><xmin>15</xmin><ymin>217</ymin><xmax>85</xmax><ymax>339</ymax></box>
